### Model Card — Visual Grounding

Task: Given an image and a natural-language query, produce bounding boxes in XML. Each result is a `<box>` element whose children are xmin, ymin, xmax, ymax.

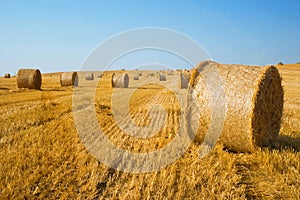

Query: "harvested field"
<box><xmin>0</xmin><ymin>65</ymin><xmax>299</xmax><ymax>199</ymax></box>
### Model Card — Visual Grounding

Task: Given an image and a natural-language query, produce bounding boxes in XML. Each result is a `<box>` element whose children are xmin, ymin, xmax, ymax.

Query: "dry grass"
<box><xmin>0</xmin><ymin>65</ymin><xmax>299</xmax><ymax>199</ymax></box>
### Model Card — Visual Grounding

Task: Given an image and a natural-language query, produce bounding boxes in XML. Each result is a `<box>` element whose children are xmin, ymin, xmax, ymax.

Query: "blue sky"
<box><xmin>0</xmin><ymin>0</ymin><xmax>300</xmax><ymax>75</ymax></box>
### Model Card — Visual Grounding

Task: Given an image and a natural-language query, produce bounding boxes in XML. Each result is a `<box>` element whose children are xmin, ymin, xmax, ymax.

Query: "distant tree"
<box><xmin>277</xmin><ymin>62</ymin><xmax>284</xmax><ymax>65</ymax></box>
<box><xmin>297</xmin><ymin>61</ymin><xmax>300</xmax><ymax>64</ymax></box>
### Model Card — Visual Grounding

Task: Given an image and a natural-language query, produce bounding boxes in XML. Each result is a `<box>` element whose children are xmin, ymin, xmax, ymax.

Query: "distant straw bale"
<box><xmin>60</xmin><ymin>72</ymin><xmax>78</xmax><ymax>87</ymax></box>
<box><xmin>133</xmin><ymin>75</ymin><xmax>139</xmax><ymax>80</ymax></box>
<box><xmin>112</xmin><ymin>73</ymin><xmax>129</xmax><ymax>88</ymax></box>
<box><xmin>179</xmin><ymin>71</ymin><xmax>191</xmax><ymax>89</ymax></box>
<box><xmin>158</xmin><ymin>74</ymin><xmax>166</xmax><ymax>81</ymax></box>
<box><xmin>187</xmin><ymin>61</ymin><xmax>283</xmax><ymax>152</ymax></box>
<box><xmin>85</xmin><ymin>73</ymin><xmax>94</xmax><ymax>81</ymax></box>
<box><xmin>4</xmin><ymin>73</ymin><xmax>10</xmax><ymax>78</ymax></box>
<box><xmin>17</xmin><ymin>69</ymin><xmax>42</xmax><ymax>90</ymax></box>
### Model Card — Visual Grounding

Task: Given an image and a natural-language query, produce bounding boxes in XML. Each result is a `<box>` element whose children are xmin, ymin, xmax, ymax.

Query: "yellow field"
<box><xmin>0</xmin><ymin>65</ymin><xmax>299</xmax><ymax>199</ymax></box>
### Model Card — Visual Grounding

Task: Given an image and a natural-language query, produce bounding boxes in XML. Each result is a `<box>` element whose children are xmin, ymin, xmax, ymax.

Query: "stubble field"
<box><xmin>0</xmin><ymin>64</ymin><xmax>299</xmax><ymax>199</ymax></box>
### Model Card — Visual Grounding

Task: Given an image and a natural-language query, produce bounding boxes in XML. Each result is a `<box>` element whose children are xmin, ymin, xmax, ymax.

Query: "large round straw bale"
<box><xmin>4</xmin><ymin>73</ymin><xmax>11</xmax><ymax>78</ymax></box>
<box><xmin>85</xmin><ymin>73</ymin><xmax>94</xmax><ymax>80</ymax></box>
<box><xmin>111</xmin><ymin>73</ymin><xmax>129</xmax><ymax>88</ymax></box>
<box><xmin>60</xmin><ymin>72</ymin><xmax>78</xmax><ymax>87</ymax></box>
<box><xmin>17</xmin><ymin>69</ymin><xmax>42</xmax><ymax>89</ymax></box>
<box><xmin>133</xmin><ymin>75</ymin><xmax>139</xmax><ymax>80</ymax></box>
<box><xmin>179</xmin><ymin>71</ymin><xmax>191</xmax><ymax>89</ymax></box>
<box><xmin>188</xmin><ymin>61</ymin><xmax>283</xmax><ymax>152</ymax></box>
<box><xmin>158</xmin><ymin>74</ymin><xmax>166</xmax><ymax>81</ymax></box>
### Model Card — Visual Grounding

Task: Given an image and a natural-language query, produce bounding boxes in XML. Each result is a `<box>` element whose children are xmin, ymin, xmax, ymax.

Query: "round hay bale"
<box><xmin>188</xmin><ymin>61</ymin><xmax>283</xmax><ymax>152</ymax></box>
<box><xmin>17</xmin><ymin>69</ymin><xmax>42</xmax><ymax>89</ymax></box>
<box><xmin>85</xmin><ymin>73</ymin><xmax>94</xmax><ymax>81</ymax></box>
<box><xmin>4</xmin><ymin>73</ymin><xmax>11</xmax><ymax>78</ymax></box>
<box><xmin>138</xmin><ymin>72</ymin><xmax>142</xmax><ymax>76</ymax></box>
<box><xmin>133</xmin><ymin>75</ymin><xmax>139</xmax><ymax>80</ymax></box>
<box><xmin>60</xmin><ymin>72</ymin><xmax>78</xmax><ymax>87</ymax></box>
<box><xmin>111</xmin><ymin>73</ymin><xmax>129</xmax><ymax>88</ymax></box>
<box><xmin>179</xmin><ymin>71</ymin><xmax>191</xmax><ymax>89</ymax></box>
<box><xmin>158</xmin><ymin>74</ymin><xmax>166</xmax><ymax>81</ymax></box>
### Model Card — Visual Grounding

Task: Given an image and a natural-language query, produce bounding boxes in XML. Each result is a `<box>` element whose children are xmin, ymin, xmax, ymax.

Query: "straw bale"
<box><xmin>133</xmin><ymin>75</ymin><xmax>139</xmax><ymax>80</ymax></box>
<box><xmin>85</xmin><ymin>73</ymin><xmax>94</xmax><ymax>80</ymax></box>
<box><xmin>4</xmin><ymin>73</ymin><xmax>10</xmax><ymax>78</ymax></box>
<box><xmin>187</xmin><ymin>61</ymin><xmax>283</xmax><ymax>152</ymax></box>
<box><xmin>17</xmin><ymin>69</ymin><xmax>42</xmax><ymax>89</ymax></box>
<box><xmin>112</xmin><ymin>73</ymin><xmax>129</xmax><ymax>88</ymax></box>
<box><xmin>158</xmin><ymin>74</ymin><xmax>166</xmax><ymax>81</ymax></box>
<box><xmin>179</xmin><ymin>71</ymin><xmax>191</xmax><ymax>89</ymax></box>
<box><xmin>60</xmin><ymin>72</ymin><xmax>78</xmax><ymax>87</ymax></box>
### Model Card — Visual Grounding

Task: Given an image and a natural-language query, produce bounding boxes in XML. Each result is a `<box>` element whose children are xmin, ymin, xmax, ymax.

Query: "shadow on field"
<box><xmin>43</xmin><ymin>88</ymin><xmax>69</xmax><ymax>92</ymax></box>
<box><xmin>95</xmin><ymin>168</ymin><xmax>118</xmax><ymax>197</ymax></box>
<box><xmin>273</xmin><ymin>135</ymin><xmax>300</xmax><ymax>152</ymax></box>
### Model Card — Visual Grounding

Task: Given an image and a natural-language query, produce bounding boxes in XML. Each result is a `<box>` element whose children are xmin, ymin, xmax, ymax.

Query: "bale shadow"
<box><xmin>43</xmin><ymin>88</ymin><xmax>68</xmax><ymax>92</ymax></box>
<box><xmin>272</xmin><ymin>135</ymin><xmax>300</xmax><ymax>152</ymax></box>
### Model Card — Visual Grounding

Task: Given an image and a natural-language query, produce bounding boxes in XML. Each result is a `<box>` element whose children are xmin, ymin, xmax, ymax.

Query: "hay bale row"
<box><xmin>60</xmin><ymin>72</ymin><xmax>78</xmax><ymax>87</ymax></box>
<box><xmin>179</xmin><ymin>71</ymin><xmax>191</xmax><ymax>89</ymax></box>
<box><xmin>85</xmin><ymin>73</ymin><xmax>94</xmax><ymax>81</ymax></box>
<box><xmin>158</xmin><ymin>74</ymin><xmax>166</xmax><ymax>81</ymax></box>
<box><xmin>17</xmin><ymin>69</ymin><xmax>42</xmax><ymax>90</ymax></box>
<box><xmin>4</xmin><ymin>73</ymin><xmax>10</xmax><ymax>78</ymax></box>
<box><xmin>112</xmin><ymin>73</ymin><xmax>129</xmax><ymax>88</ymax></box>
<box><xmin>187</xmin><ymin>61</ymin><xmax>283</xmax><ymax>152</ymax></box>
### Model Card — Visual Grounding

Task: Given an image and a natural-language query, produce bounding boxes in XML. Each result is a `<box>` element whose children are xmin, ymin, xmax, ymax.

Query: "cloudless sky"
<box><xmin>0</xmin><ymin>0</ymin><xmax>300</xmax><ymax>75</ymax></box>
